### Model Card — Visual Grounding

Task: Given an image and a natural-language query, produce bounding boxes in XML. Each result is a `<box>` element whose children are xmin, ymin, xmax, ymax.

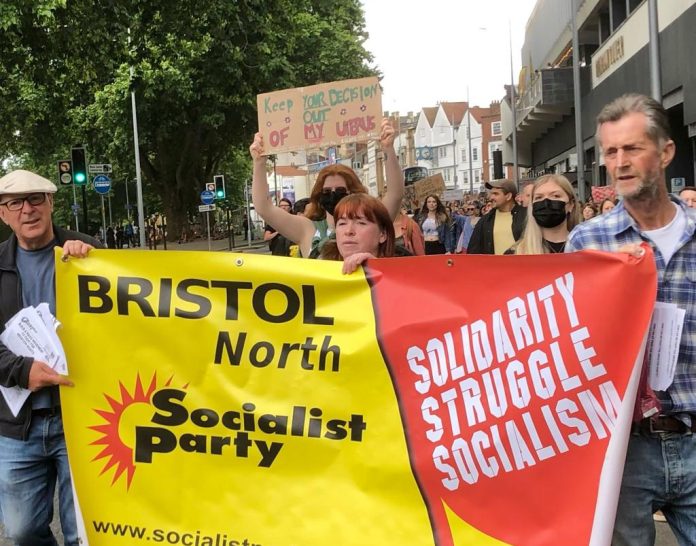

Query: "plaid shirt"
<box><xmin>566</xmin><ymin>196</ymin><xmax>696</xmax><ymax>414</ymax></box>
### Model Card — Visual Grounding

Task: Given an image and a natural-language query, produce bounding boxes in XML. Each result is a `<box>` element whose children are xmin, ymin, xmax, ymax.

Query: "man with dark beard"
<box><xmin>566</xmin><ymin>94</ymin><xmax>696</xmax><ymax>545</ymax></box>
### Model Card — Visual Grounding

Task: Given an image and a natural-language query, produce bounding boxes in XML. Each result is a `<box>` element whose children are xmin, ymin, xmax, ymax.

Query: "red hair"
<box><xmin>305</xmin><ymin>164</ymin><xmax>367</xmax><ymax>220</ymax></box>
<box><xmin>321</xmin><ymin>194</ymin><xmax>396</xmax><ymax>260</ymax></box>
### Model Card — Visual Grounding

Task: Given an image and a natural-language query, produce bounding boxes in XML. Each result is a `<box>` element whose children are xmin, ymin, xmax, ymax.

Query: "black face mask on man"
<box><xmin>319</xmin><ymin>188</ymin><xmax>348</xmax><ymax>215</ymax></box>
<box><xmin>532</xmin><ymin>199</ymin><xmax>568</xmax><ymax>228</ymax></box>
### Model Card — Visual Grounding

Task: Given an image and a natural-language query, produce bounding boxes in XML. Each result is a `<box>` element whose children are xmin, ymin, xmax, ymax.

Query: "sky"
<box><xmin>361</xmin><ymin>0</ymin><xmax>538</xmax><ymax>114</ymax></box>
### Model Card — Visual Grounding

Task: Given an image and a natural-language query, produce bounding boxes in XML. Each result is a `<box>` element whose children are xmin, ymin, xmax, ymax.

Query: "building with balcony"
<box><xmin>503</xmin><ymin>0</ymin><xmax>696</xmax><ymax>198</ymax></box>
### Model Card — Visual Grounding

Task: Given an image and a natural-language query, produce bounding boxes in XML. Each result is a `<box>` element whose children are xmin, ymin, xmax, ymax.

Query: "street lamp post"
<box><xmin>648</xmin><ymin>0</ymin><xmax>662</xmax><ymax>100</ymax></box>
<box><xmin>128</xmin><ymin>28</ymin><xmax>146</xmax><ymax>248</ymax></box>
<box><xmin>467</xmin><ymin>88</ymin><xmax>474</xmax><ymax>194</ymax></box>
<box><xmin>508</xmin><ymin>21</ymin><xmax>519</xmax><ymax>189</ymax></box>
<box><xmin>125</xmin><ymin>178</ymin><xmax>131</xmax><ymax>223</ymax></box>
<box><xmin>451</xmin><ymin>111</ymin><xmax>458</xmax><ymax>190</ymax></box>
<box><xmin>571</xmin><ymin>0</ymin><xmax>586</xmax><ymax>202</ymax></box>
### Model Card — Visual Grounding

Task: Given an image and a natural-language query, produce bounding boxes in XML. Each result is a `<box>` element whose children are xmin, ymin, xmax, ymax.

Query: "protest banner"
<box><xmin>591</xmin><ymin>186</ymin><xmax>616</xmax><ymax>203</ymax></box>
<box><xmin>257</xmin><ymin>76</ymin><xmax>381</xmax><ymax>154</ymax></box>
<box><xmin>56</xmin><ymin>248</ymin><xmax>656</xmax><ymax>545</ymax></box>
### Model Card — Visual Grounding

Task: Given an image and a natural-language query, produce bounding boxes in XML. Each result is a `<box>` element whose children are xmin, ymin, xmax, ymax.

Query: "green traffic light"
<box><xmin>75</xmin><ymin>172</ymin><xmax>86</xmax><ymax>183</ymax></box>
<box><xmin>216</xmin><ymin>190</ymin><xmax>224</xmax><ymax>198</ymax></box>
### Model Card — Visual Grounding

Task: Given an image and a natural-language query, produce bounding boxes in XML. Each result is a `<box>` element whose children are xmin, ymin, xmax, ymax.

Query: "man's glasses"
<box><xmin>321</xmin><ymin>188</ymin><xmax>349</xmax><ymax>197</ymax></box>
<box><xmin>465</xmin><ymin>208</ymin><xmax>475</xmax><ymax>212</ymax></box>
<box><xmin>0</xmin><ymin>193</ymin><xmax>47</xmax><ymax>211</ymax></box>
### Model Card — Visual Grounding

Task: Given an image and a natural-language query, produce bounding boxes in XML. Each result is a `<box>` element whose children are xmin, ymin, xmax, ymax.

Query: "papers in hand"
<box><xmin>646</xmin><ymin>302</ymin><xmax>686</xmax><ymax>392</ymax></box>
<box><xmin>0</xmin><ymin>304</ymin><xmax>67</xmax><ymax>417</ymax></box>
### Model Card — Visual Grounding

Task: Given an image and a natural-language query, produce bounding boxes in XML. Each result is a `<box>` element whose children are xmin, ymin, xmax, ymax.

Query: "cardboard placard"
<box><xmin>257</xmin><ymin>77</ymin><xmax>382</xmax><ymax>154</ymax></box>
<box><xmin>414</xmin><ymin>173</ymin><xmax>446</xmax><ymax>203</ymax></box>
<box><xmin>443</xmin><ymin>189</ymin><xmax>464</xmax><ymax>202</ymax></box>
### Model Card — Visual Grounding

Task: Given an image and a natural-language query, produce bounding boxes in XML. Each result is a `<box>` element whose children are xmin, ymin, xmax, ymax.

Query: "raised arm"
<box><xmin>379</xmin><ymin>119</ymin><xmax>405</xmax><ymax>221</ymax></box>
<box><xmin>250</xmin><ymin>133</ymin><xmax>314</xmax><ymax>252</ymax></box>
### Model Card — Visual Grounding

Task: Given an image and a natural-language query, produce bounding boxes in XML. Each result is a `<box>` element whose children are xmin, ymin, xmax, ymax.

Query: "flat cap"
<box><xmin>0</xmin><ymin>170</ymin><xmax>57</xmax><ymax>195</ymax></box>
<box><xmin>485</xmin><ymin>179</ymin><xmax>517</xmax><ymax>196</ymax></box>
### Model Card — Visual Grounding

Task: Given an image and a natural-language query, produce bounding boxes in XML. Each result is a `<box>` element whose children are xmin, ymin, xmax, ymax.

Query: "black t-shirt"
<box><xmin>265</xmin><ymin>224</ymin><xmax>293</xmax><ymax>256</ymax></box>
<box><xmin>543</xmin><ymin>239</ymin><xmax>566</xmax><ymax>254</ymax></box>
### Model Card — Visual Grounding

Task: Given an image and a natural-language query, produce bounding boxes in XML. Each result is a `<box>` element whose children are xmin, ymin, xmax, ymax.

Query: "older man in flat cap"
<box><xmin>0</xmin><ymin>170</ymin><xmax>101</xmax><ymax>545</ymax></box>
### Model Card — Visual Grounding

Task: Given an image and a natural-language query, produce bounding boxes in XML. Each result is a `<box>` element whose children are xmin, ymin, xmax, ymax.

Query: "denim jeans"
<box><xmin>0</xmin><ymin>413</ymin><xmax>77</xmax><ymax>546</ymax></box>
<box><xmin>612</xmin><ymin>431</ymin><xmax>696</xmax><ymax>546</ymax></box>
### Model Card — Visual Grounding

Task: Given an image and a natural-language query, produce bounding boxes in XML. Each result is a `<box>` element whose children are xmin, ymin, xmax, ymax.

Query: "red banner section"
<box><xmin>367</xmin><ymin>250</ymin><xmax>656</xmax><ymax>546</ymax></box>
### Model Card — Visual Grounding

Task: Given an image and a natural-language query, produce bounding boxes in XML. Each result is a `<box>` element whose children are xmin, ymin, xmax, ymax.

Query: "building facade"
<box><xmin>503</xmin><ymin>0</ymin><xmax>696</xmax><ymax>198</ymax></box>
<box><xmin>412</xmin><ymin>101</ymin><xmax>507</xmax><ymax>192</ymax></box>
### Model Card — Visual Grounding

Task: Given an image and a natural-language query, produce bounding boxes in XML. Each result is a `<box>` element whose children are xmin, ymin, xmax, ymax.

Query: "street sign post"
<box><xmin>88</xmin><ymin>164</ymin><xmax>113</xmax><ymax>174</ymax></box>
<box><xmin>58</xmin><ymin>160</ymin><xmax>73</xmax><ymax>185</ymax></box>
<box><xmin>198</xmin><ymin>203</ymin><xmax>216</xmax><ymax>251</ymax></box>
<box><xmin>93</xmin><ymin>175</ymin><xmax>112</xmax><ymax>195</ymax></box>
<box><xmin>200</xmin><ymin>190</ymin><xmax>215</xmax><ymax>205</ymax></box>
<box><xmin>93</xmin><ymin>175</ymin><xmax>112</xmax><ymax>240</ymax></box>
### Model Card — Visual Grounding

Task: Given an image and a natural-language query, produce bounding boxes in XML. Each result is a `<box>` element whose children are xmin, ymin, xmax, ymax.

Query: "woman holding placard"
<box><xmin>249</xmin><ymin>118</ymin><xmax>403</xmax><ymax>258</ymax></box>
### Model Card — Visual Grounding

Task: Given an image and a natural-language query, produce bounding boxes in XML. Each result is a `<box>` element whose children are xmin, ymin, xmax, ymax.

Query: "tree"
<box><xmin>0</xmin><ymin>0</ymin><xmax>376</xmax><ymax>239</ymax></box>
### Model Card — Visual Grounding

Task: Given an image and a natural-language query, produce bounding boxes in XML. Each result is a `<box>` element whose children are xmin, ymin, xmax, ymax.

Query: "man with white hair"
<box><xmin>0</xmin><ymin>170</ymin><xmax>100</xmax><ymax>545</ymax></box>
<box><xmin>567</xmin><ymin>94</ymin><xmax>696</xmax><ymax>545</ymax></box>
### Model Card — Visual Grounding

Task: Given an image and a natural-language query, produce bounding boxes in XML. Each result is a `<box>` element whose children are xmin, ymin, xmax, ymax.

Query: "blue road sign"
<box><xmin>201</xmin><ymin>190</ymin><xmax>215</xmax><ymax>205</ymax></box>
<box><xmin>93</xmin><ymin>174</ymin><xmax>112</xmax><ymax>195</ymax></box>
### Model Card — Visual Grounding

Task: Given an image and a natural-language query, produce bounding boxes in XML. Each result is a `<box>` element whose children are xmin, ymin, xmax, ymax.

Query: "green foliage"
<box><xmin>0</xmin><ymin>0</ymin><xmax>376</xmax><ymax>238</ymax></box>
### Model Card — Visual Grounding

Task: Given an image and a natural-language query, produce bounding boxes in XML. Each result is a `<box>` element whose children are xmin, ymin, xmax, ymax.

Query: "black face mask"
<box><xmin>319</xmin><ymin>189</ymin><xmax>348</xmax><ymax>215</ymax></box>
<box><xmin>532</xmin><ymin>199</ymin><xmax>568</xmax><ymax>228</ymax></box>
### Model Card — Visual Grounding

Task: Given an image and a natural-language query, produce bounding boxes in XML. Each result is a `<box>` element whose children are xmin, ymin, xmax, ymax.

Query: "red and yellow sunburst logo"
<box><xmin>89</xmin><ymin>373</ymin><xmax>176</xmax><ymax>490</ymax></box>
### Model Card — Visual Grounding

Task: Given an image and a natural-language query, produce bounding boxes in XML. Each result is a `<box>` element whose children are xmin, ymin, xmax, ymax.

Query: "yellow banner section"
<box><xmin>57</xmin><ymin>250</ymin><xmax>438</xmax><ymax>546</ymax></box>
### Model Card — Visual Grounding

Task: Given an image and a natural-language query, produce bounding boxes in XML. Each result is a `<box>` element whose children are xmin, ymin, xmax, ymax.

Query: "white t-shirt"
<box><xmin>643</xmin><ymin>203</ymin><xmax>685</xmax><ymax>266</ymax></box>
<box><xmin>421</xmin><ymin>217</ymin><xmax>438</xmax><ymax>238</ymax></box>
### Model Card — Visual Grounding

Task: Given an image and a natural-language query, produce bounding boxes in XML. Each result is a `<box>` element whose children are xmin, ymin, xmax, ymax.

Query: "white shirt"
<box><xmin>643</xmin><ymin>203</ymin><xmax>685</xmax><ymax>266</ymax></box>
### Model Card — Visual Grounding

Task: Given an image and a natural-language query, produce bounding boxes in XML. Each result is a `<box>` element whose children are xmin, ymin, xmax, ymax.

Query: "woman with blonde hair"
<box><xmin>514</xmin><ymin>174</ymin><xmax>580</xmax><ymax>255</ymax></box>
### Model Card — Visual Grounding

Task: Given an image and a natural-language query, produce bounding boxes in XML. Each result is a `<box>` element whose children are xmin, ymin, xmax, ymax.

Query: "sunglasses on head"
<box><xmin>321</xmin><ymin>187</ymin><xmax>349</xmax><ymax>197</ymax></box>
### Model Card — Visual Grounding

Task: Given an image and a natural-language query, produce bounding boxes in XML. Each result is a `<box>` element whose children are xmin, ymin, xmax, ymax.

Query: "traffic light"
<box><xmin>71</xmin><ymin>146</ymin><xmax>87</xmax><ymax>186</ymax></box>
<box><xmin>214</xmin><ymin>175</ymin><xmax>225</xmax><ymax>199</ymax></box>
<box><xmin>57</xmin><ymin>160</ymin><xmax>73</xmax><ymax>185</ymax></box>
<box><xmin>492</xmin><ymin>150</ymin><xmax>503</xmax><ymax>180</ymax></box>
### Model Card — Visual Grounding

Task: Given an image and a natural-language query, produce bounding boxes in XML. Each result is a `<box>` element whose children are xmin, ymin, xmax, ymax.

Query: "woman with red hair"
<box><xmin>320</xmin><ymin>193</ymin><xmax>396</xmax><ymax>273</ymax></box>
<box><xmin>250</xmin><ymin>119</ymin><xmax>403</xmax><ymax>257</ymax></box>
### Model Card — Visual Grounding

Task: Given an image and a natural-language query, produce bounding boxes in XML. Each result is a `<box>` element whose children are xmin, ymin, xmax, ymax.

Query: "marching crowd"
<box><xmin>0</xmin><ymin>93</ymin><xmax>692</xmax><ymax>545</ymax></box>
<box><xmin>251</xmin><ymin>93</ymin><xmax>696</xmax><ymax>546</ymax></box>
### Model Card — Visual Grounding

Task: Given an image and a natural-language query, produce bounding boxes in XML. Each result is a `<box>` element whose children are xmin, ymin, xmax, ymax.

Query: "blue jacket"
<box><xmin>417</xmin><ymin>215</ymin><xmax>455</xmax><ymax>253</ymax></box>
